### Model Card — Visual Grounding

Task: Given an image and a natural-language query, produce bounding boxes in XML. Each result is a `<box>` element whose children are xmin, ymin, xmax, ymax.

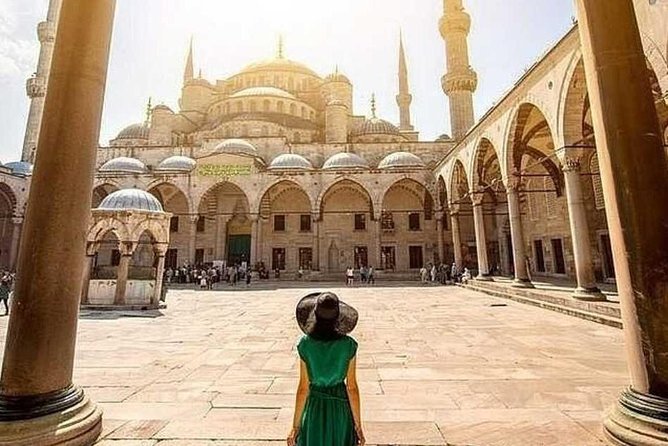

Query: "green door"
<box><xmin>228</xmin><ymin>235</ymin><xmax>251</xmax><ymax>266</ymax></box>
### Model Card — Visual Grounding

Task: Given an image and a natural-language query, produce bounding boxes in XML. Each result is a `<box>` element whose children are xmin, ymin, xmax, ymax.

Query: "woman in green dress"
<box><xmin>288</xmin><ymin>292</ymin><xmax>365</xmax><ymax>446</ymax></box>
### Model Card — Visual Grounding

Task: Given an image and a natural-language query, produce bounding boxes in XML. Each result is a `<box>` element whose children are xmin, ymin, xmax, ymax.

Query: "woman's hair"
<box><xmin>309</xmin><ymin>318</ymin><xmax>344</xmax><ymax>341</ymax></box>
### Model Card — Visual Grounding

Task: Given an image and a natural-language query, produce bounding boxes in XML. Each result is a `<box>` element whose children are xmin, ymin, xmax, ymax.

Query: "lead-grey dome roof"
<box><xmin>99</xmin><ymin>157</ymin><xmax>148</xmax><ymax>174</ymax></box>
<box><xmin>116</xmin><ymin>123</ymin><xmax>149</xmax><ymax>140</ymax></box>
<box><xmin>352</xmin><ymin>117</ymin><xmax>400</xmax><ymax>137</ymax></box>
<box><xmin>156</xmin><ymin>155</ymin><xmax>196</xmax><ymax>172</ymax></box>
<box><xmin>214</xmin><ymin>139</ymin><xmax>258</xmax><ymax>156</ymax></box>
<box><xmin>322</xmin><ymin>152</ymin><xmax>369</xmax><ymax>170</ymax></box>
<box><xmin>378</xmin><ymin>152</ymin><xmax>426</xmax><ymax>170</ymax></box>
<box><xmin>5</xmin><ymin>161</ymin><xmax>33</xmax><ymax>176</ymax></box>
<box><xmin>98</xmin><ymin>189</ymin><xmax>163</xmax><ymax>213</ymax></box>
<box><xmin>268</xmin><ymin>153</ymin><xmax>313</xmax><ymax>171</ymax></box>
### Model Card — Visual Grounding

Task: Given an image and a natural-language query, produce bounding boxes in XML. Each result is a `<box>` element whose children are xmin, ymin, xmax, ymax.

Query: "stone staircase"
<box><xmin>461</xmin><ymin>279</ymin><xmax>623</xmax><ymax>328</ymax></box>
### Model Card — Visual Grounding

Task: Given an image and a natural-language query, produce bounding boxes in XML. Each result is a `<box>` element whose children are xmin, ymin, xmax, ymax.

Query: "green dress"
<box><xmin>297</xmin><ymin>335</ymin><xmax>358</xmax><ymax>446</ymax></box>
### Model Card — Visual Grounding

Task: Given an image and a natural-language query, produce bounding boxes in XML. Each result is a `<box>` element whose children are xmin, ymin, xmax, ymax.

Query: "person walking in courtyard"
<box><xmin>367</xmin><ymin>266</ymin><xmax>375</xmax><ymax>285</ymax></box>
<box><xmin>345</xmin><ymin>266</ymin><xmax>354</xmax><ymax>287</ymax></box>
<box><xmin>288</xmin><ymin>292</ymin><xmax>364</xmax><ymax>446</ymax></box>
<box><xmin>0</xmin><ymin>277</ymin><xmax>10</xmax><ymax>316</ymax></box>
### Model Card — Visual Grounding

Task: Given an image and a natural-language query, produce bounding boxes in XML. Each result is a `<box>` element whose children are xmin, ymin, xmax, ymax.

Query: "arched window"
<box><xmin>277</xmin><ymin>101</ymin><xmax>284</xmax><ymax>113</ymax></box>
<box><xmin>590</xmin><ymin>154</ymin><xmax>605</xmax><ymax>210</ymax></box>
<box><xmin>263</xmin><ymin>100</ymin><xmax>271</xmax><ymax>112</ymax></box>
<box><xmin>301</xmin><ymin>106</ymin><xmax>307</xmax><ymax>119</ymax></box>
<box><xmin>290</xmin><ymin>103</ymin><xmax>297</xmax><ymax>115</ymax></box>
<box><xmin>288</xmin><ymin>77</ymin><xmax>295</xmax><ymax>91</ymax></box>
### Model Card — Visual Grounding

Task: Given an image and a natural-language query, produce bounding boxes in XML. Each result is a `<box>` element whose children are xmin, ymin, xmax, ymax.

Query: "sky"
<box><xmin>0</xmin><ymin>0</ymin><xmax>575</xmax><ymax>162</ymax></box>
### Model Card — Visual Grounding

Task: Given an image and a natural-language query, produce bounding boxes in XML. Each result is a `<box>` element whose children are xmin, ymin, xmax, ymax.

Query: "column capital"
<box><xmin>448</xmin><ymin>203</ymin><xmax>461</xmax><ymax>216</ymax></box>
<box><xmin>119</xmin><ymin>241</ymin><xmax>136</xmax><ymax>257</ymax></box>
<box><xmin>435</xmin><ymin>210</ymin><xmax>445</xmax><ymax>221</ymax></box>
<box><xmin>189</xmin><ymin>214</ymin><xmax>199</xmax><ymax>224</ymax></box>
<box><xmin>153</xmin><ymin>243</ymin><xmax>168</xmax><ymax>257</ymax></box>
<box><xmin>11</xmin><ymin>217</ymin><xmax>24</xmax><ymax>226</ymax></box>
<box><xmin>470</xmin><ymin>192</ymin><xmax>485</xmax><ymax>207</ymax></box>
<box><xmin>562</xmin><ymin>156</ymin><xmax>582</xmax><ymax>173</ymax></box>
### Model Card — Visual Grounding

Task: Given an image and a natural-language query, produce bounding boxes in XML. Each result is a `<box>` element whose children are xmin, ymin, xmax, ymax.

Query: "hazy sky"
<box><xmin>0</xmin><ymin>0</ymin><xmax>574</xmax><ymax>162</ymax></box>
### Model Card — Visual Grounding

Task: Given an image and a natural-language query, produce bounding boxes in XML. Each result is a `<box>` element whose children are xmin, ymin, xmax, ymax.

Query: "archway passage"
<box><xmin>259</xmin><ymin>181</ymin><xmax>312</xmax><ymax>271</ymax></box>
<box><xmin>198</xmin><ymin>182</ymin><xmax>251</xmax><ymax>266</ymax></box>
<box><xmin>320</xmin><ymin>179</ymin><xmax>373</xmax><ymax>273</ymax></box>
<box><xmin>473</xmin><ymin>139</ymin><xmax>508</xmax><ymax>276</ymax></box>
<box><xmin>148</xmin><ymin>183</ymin><xmax>190</xmax><ymax>268</ymax></box>
<box><xmin>437</xmin><ymin>175</ymin><xmax>452</xmax><ymax>264</ymax></box>
<box><xmin>450</xmin><ymin>159</ymin><xmax>476</xmax><ymax>269</ymax></box>
<box><xmin>381</xmin><ymin>178</ymin><xmax>436</xmax><ymax>271</ymax></box>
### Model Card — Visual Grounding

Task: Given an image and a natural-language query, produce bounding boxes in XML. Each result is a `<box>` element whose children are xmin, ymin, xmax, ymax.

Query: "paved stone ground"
<box><xmin>0</xmin><ymin>284</ymin><xmax>629</xmax><ymax>445</ymax></box>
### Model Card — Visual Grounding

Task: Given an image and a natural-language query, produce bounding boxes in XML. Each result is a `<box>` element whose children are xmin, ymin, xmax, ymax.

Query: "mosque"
<box><xmin>3</xmin><ymin>0</ymin><xmax>667</xmax><ymax>289</ymax></box>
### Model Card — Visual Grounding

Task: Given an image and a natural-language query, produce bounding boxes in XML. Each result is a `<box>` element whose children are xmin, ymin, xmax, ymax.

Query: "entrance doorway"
<box><xmin>534</xmin><ymin>240</ymin><xmax>545</xmax><ymax>273</ymax></box>
<box><xmin>381</xmin><ymin>246</ymin><xmax>396</xmax><ymax>271</ymax></box>
<box><xmin>551</xmin><ymin>238</ymin><xmax>566</xmax><ymax>274</ymax></box>
<box><xmin>600</xmin><ymin>233</ymin><xmax>616</xmax><ymax>280</ymax></box>
<box><xmin>228</xmin><ymin>235</ymin><xmax>251</xmax><ymax>266</ymax></box>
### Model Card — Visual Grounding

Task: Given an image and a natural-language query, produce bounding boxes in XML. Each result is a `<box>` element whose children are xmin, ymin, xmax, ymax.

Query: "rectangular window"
<box><xmin>299</xmin><ymin>248</ymin><xmax>313</xmax><ymax>270</ymax></box>
<box><xmin>381</xmin><ymin>211</ymin><xmax>395</xmax><ymax>231</ymax></box>
<box><xmin>354</xmin><ymin>214</ymin><xmax>366</xmax><ymax>231</ymax></box>
<box><xmin>381</xmin><ymin>246</ymin><xmax>396</xmax><ymax>270</ymax></box>
<box><xmin>111</xmin><ymin>249</ymin><xmax>121</xmax><ymax>267</ymax></box>
<box><xmin>196</xmin><ymin>215</ymin><xmax>206</xmax><ymax>232</ymax></box>
<box><xmin>551</xmin><ymin>238</ymin><xmax>566</xmax><ymax>274</ymax></box>
<box><xmin>534</xmin><ymin>240</ymin><xmax>545</xmax><ymax>273</ymax></box>
<box><xmin>272</xmin><ymin>248</ymin><xmax>286</xmax><ymax>270</ymax></box>
<box><xmin>274</xmin><ymin>215</ymin><xmax>286</xmax><ymax>232</ymax></box>
<box><xmin>409</xmin><ymin>213</ymin><xmax>421</xmax><ymax>231</ymax></box>
<box><xmin>409</xmin><ymin>246</ymin><xmax>424</xmax><ymax>269</ymax></box>
<box><xmin>170</xmin><ymin>216</ymin><xmax>179</xmax><ymax>233</ymax></box>
<box><xmin>354</xmin><ymin>246</ymin><xmax>368</xmax><ymax>269</ymax></box>
<box><xmin>300</xmin><ymin>215</ymin><xmax>312</xmax><ymax>232</ymax></box>
<box><xmin>195</xmin><ymin>249</ymin><xmax>204</xmax><ymax>265</ymax></box>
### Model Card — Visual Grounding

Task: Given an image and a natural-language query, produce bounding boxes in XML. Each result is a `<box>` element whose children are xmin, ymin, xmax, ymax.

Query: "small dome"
<box><xmin>378</xmin><ymin>152</ymin><xmax>426</xmax><ymax>170</ymax></box>
<box><xmin>116</xmin><ymin>123</ymin><xmax>149</xmax><ymax>140</ymax></box>
<box><xmin>436</xmin><ymin>134</ymin><xmax>452</xmax><ymax>142</ymax></box>
<box><xmin>269</xmin><ymin>153</ymin><xmax>313</xmax><ymax>171</ymax></box>
<box><xmin>98</xmin><ymin>189</ymin><xmax>163</xmax><ymax>213</ymax></box>
<box><xmin>157</xmin><ymin>155</ymin><xmax>196</xmax><ymax>172</ymax></box>
<box><xmin>230</xmin><ymin>86</ymin><xmax>295</xmax><ymax>100</ymax></box>
<box><xmin>99</xmin><ymin>157</ymin><xmax>148</xmax><ymax>174</ymax></box>
<box><xmin>353</xmin><ymin>117</ymin><xmax>400</xmax><ymax>137</ymax></box>
<box><xmin>214</xmin><ymin>139</ymin><xmax>257</xmax><ymax>156</ymax></box>
<box><xmin>324</xmin><ymin>72</ymin><xmax>351</xmax><ymax>84</ymax></box>
<box><xmin>5</xmin><ymin>161</ymin><xmax>33</xmax><ymax>176</ymax></box>
<box><xmin>322</xmin><ymin>152</ymin><xmax>369</xmax><ymax>170</ymax></box>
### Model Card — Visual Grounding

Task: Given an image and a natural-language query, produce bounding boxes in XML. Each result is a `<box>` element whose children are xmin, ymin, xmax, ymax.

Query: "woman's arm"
<box><xmin>346</xmin><ymin>356</ymin><xmax>365</xmax><ymax>445</ymax></box>
<box><xmin>288</xmin><ymin>359</ymin><xmax>310</xmax><ymax>446</ymax></box>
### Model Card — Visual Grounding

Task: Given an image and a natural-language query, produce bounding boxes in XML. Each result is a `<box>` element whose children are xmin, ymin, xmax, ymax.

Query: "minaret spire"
<box><xmin>21</xmin><ymin>0</ymin><xmax>63</xmax><ymax>163</ymax></box>
<box><xmin>371</xmin><ymin>93</ymin><xmax>377</xmax><ymax>118</ymax></box>
<box><xmin>440</xmin><ymin>0</ymin><xmax>478</xmax><ymax>140</ymax></box>
<box><xmin>396</xmin><ymin>30</ymin><xmax>414</xmax><ymax>131</ymax></box>
<box><xmin>278</xmin><ymin>34</ymin><xmax>285</xmax><ymax>59</ymax></box>
<box><xmin>184</xmin><ymin>37</ymin><xmax>194</xmax><ymax>83</ymax></box>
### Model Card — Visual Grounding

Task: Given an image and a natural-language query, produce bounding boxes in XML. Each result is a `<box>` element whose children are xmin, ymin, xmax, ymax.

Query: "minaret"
<box><xmin>183</xmin><ymin>37</ymin><xmax>194</xmax><ymax>84</ymax></box>
<box><xmin>440</xmin><ymin>0</ymin><xmax>478</xmax><ymax>140</ymax></box>
<box><xmin>396</xmin><ymin>32</ymin><xmax>414</xmax><ymax>131</ymax></box>
<box><xmin>21</xmin><ymin>0</ymin><xmax>63</xmax><ymax>163</ymax></box>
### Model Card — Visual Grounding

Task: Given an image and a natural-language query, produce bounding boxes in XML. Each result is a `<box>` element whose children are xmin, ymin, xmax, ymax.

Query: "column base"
<box><xmin>604</xmin><ymin>388</ymin><xmax>668</xmax><ymax>445</ymax></box>
<box><xmin>572</xmin><ymin>286</ymin><xmax>607</xmax><ymax>301</ymax></box>
<box><xmin>512</xmin><ymin>278</ymin><xmax>535</xmax><ymax>289</ymax></box>
<box><xmin>0</xmin><ymin>391</ymin><xmax>102</xmax><ymax>446</ymax></box>
<box><xmin>475</xmin><ymin>274</ymin><xmax>493</xmax><ymax>282</ymax></box>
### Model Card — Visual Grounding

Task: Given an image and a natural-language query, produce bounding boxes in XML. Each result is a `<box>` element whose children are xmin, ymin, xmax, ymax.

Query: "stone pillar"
<box><xmin>188</xmin><ymin>215</ymin><xmax>198</xmax><ymax>265</ymax></box>
<box><xmin>80</xmin><ymin>242</ymin><xmax>99</xmax><ymax>306</ymax></box>
<box><xmin>257</xmin><ymin>217</ymin><xmax>264</xmax><ymax>266</ymax></box>
<box><xmin>506</xmin><ymin>185</ymin><xmax>533</xmax><ymax>288</ymax></box>
<box><xmin>563</xmin><ymin>158</ymin><xmax>605</xmax><ymax>301</ymax></box>
<box><xmin>374</xmin><ymin>216</ymin><xmax>382</xmax><ymax>269</ymax></box>
<box><xmin>576</xmin><ymin>1</ymin><xmax>668</xmax><ymax>443</ymax></box>
<box><xmin>250</xmin><ymin>216</ymin><xmax>258</xmax><ymax>265</ymax></box>
<box><xmin>114</xmin><ymin>242</ymin><xmax>135</xmax><ymax>306</ymax></box>
<box><xmin>450</xmin><ymin>209</ymin><xmax>463</xmax><ymax>270</ymax></box>
<box><xmin>215</xmin><ymin>216</ymin><xmax>229</xmax><ymax>260</ymax></box>
<box><xmin>0</xmin><ymin>0</ymin><xmax>115</xmax><ymax>442</ymax></box>
<box><xmin>436</xmin><ymin>211</ymin><xmax>445</xmax><ymax>264</ymax></box>
<box><xmin>471</xmin><ymin>195</ymin><xmax>491</xmax><ymax>280</ymax></box>
<box><xmin>312</xmin><ymin>214</ymin><xmax>320</xmax><ymax>271</ymax></box>
<box><xmin>152</xmin><ymin>244</ymin><xmax>167</xmax><ymax>307</ymax></box>
<box><xmin>9</xmin><ymin>217</ymin><xmax>23</xmax><ymax>271</ymax></box>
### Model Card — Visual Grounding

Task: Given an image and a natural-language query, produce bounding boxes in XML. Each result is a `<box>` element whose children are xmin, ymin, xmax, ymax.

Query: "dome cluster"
<box><xmin>353</xmin><ymin>117</ymin><xmax>401</xmax><ymax>138</ymax></box>
<box><xmin>99</xmin><ymin>157</ymin><xmax>148</xmax><ymax>174</ymax></box>
<box><xmin>378</xmin><ymin>152</ymin><xmax>426</xmax><ymax>170</ymax></box>
<box><xmin>322</xmin><ymin>152</ymin><xmax>369</xmax><ymax>170</ymax></box>
<box><xmin>156</xmin><ymin>156</ymin><xmax>196</xmax><ymax>172</ymax></box>
<box><xmin>98</xmin><ymin>189</ymin><xmax>163</xmax><ymax>213</ymax></box>
<box><xmin>269</xmin><ymin>153</ymin><xmax>313</xmax><ymax>171</ymax></box>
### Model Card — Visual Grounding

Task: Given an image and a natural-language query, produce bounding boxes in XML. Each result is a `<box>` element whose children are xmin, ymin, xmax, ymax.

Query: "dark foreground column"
<box><xmin>575</xmin><ymin>1</ymin><xmax>668</xmax><ymax>444</ymax></box>
<box><xmin>0</xmin><ymin>1</ymin><xmax>115</xmax><ymax>444</ymax></box>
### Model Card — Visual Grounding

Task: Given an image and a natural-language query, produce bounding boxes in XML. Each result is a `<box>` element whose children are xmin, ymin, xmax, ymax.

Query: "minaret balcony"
<box><xmin>37</xmin><ymin>21</ymin><xmax>56</xmax><ymax>43</ymax></box>
<box><xmin>26</xmin><ymin>77</ymin><xmax>46</xmax><ymax>98</ymax></box>
<box><xmin>439</xmin><ymin>12</ymin><xmax>471</xmax><ymax>37</ymax></box>
<box><xmin>442</xmin><ymin>69</ymin><xmax>478</xmax><ymax>94</ymax></box>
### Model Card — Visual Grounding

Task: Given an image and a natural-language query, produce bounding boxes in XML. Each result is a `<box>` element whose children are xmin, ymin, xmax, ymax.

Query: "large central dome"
<box><xmin>240</xmin><ymin>57</ymin><xmax>320</xmax><ymax>78</ymax></box>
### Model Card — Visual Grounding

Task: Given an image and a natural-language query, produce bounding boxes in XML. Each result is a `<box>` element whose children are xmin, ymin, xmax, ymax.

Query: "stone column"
<box><xmin>563</xmin><ymin>158</ymin><xmax>605</xmax><ymax>301</ymax></box>
<box><xmin>311</xmin><ymin>214</ymin><xmax>320</xmax><ymax>271</ymax></box>
<box><xmin>215</xmin><ymin>216</ymin><xmax>229</xmax><ymax>261</ymax></box>
<box><xmin>0</xmin><ymin>0</ymin><xmax>115</xmax><ymax>442</ymax></box>
<box><xmin>250</xmin><ymin>216</ymin><xmax>258</xmax><ymax>265</ymax></box>
<box><xmin>9</xmin><ymin>217</ymin><xmax>23</xmax><ymax>271</ymax></box>
<box><xmin>506</xmin><ymin>185</ymin><xmax>533</xmax><ymax>288</ymax></box>
<box><xmin>576</xmin><ymin>1</ymin><xmax>668</xmax><ymax>443</ymax></box>
<box><xmin>152</xmin><ymin>244</ymin><xmax>167</xmax><ymax>307</ymax></box>
<box><xmin>80</xmin><ymin>242</ymin><xmax>99</xmax><ymax>306</ymax></box>
<box><xmin>114</xmin><ymin>242</ymin><xmax>135</xmax><ymax>306</ymax></box>
<box><xmin>471</xmin><ymin>195</ymin><xmax>491</xmax><ymax>280</ymax></box>
<box><xmin>257</xmin><ymin>217</ymin><xmax>264</xmax><ymax>266</ymax></box>
<box><xmin>188</xmin><ymin>215</ymin><xmax>198</xmax><ymax>265</ymax></box>
<box><xmin>436</xmin><ymin>211</ymin><xmax>445</xmax><ymax>264</ymax></box>
<box><xmin>374</xmin><ymin>216</ymin><xmax>382</xmax><ymax>269</ymax></box>
<box><xmin>450</xmin><ymin>208</ymin><xmax>463</xmax><ymax>270</ymax></box>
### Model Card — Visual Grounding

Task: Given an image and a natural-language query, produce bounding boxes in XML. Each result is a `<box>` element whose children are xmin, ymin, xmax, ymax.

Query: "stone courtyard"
<box><xmin>0</xmin><ymin>284</ymin><xmax>627</xmax><ymax>445</ymax></box>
